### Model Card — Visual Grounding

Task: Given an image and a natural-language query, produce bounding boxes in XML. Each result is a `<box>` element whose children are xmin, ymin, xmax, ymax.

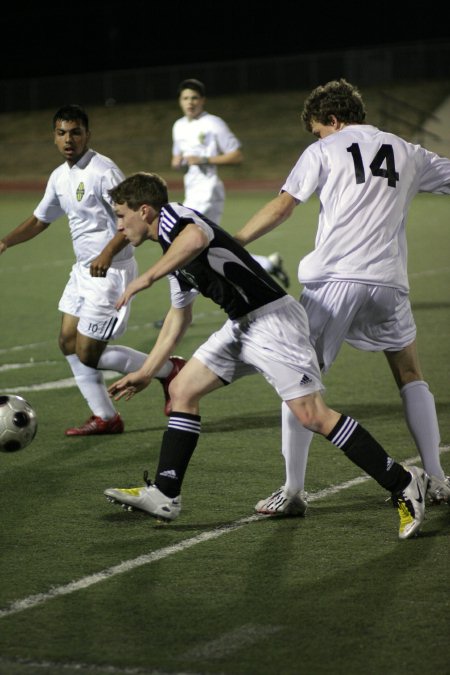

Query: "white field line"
<box><xmin>182</xmin><ymin>623</ymin><xmax>282</xmax><ymax>660</ymax></box>
<box><xmin>409</xmin><ymin>266</ymin><xmax>450</xmax><ymax>278</ymax></box>
<box><xmin>0</xmin><ymin>259</ymin><xmax>73</xmax><ymax>274</ymax></box>
<box><xmin>1</xmin><ymin>444</ymin><xmax>448</xmax><ymax>622</ymax></box>
<box><xmin>0</xmin><ymin>360</ymin><xmax>59</xmax><ymax>372</ymax></box>
<box><xmin>3</xmin><ymin>371</ymin><xmax>119</xmax><ymax>394</ymax></box>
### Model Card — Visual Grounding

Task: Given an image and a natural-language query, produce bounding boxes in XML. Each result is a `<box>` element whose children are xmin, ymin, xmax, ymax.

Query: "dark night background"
<box><xmin>3</xmin><ymin>1</ymin><xmax>449</xmax><ymax>80</ymax></box>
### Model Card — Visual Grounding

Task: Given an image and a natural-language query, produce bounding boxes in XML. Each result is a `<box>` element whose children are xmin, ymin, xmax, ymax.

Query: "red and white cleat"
<box><xmin>65</xmin><ymin>412</ymin><xmax>124</xmax><ymax>436</ymax></box>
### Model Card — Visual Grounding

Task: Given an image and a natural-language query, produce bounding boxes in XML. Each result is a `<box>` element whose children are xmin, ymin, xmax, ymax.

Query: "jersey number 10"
<box><xmin>347</xmin><ymin>143</ymin><xmax>399</xmax><ymax>188</ymax></box>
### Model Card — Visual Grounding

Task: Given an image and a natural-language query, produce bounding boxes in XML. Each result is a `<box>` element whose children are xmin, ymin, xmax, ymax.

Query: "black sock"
<box><xmin>327</xmin><ymin>415</ymin><xmax>410</xmax><ymax>493</ymax></box>
<box><xmin>155</xmin><ymin>412</ymin><xmax>201</xmax><ymax>497</ymax></box>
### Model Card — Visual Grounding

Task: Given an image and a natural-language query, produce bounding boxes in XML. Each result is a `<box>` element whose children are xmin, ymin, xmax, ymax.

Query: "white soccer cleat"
<box><xmin>255</xmin><ymin>485</ymin><xmax>308</xmax><ymax>517</ymax></box>
<box><xmin>426</xmin><ymin>474</ymin><xmax>450</xmax><ymax>505</ymax></box>
<box><xmin>104</xmin><ymin>483</ymin><xmax>181</xmax><ymax>522</ymax></box>
<box><xmin>391</xmin><ymin>466</ymin><xmax>428</xmax><ymax>540</ymax></box>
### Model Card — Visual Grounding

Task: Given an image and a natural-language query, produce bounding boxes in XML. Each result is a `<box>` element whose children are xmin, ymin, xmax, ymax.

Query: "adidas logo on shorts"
<box><xmin>300</xmin><ymin>374</ymin><xmax>312</xmax><ymax>385</ymax></box>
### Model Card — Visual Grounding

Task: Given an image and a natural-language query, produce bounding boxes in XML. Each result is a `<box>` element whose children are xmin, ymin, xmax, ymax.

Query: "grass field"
<box><xmin>0</xmin><ymin>190</ymin><xmax>449</xmax><ymax>675</ymax></box>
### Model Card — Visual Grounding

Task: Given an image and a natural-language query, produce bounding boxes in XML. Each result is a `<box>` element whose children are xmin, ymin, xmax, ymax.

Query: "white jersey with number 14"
<box><xmin>282</xmin><ymin>124</ymin><xmax>450</xmax><ymax>291</ymax></box>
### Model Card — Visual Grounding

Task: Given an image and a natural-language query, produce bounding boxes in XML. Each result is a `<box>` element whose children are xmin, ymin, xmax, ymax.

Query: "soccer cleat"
<box><xmin>159</xmin><ymin>355</ymin><xmax>187</xmax><ymax>416</ymax></box>
<box><xmin>426</xmin><ymin>474</ymin><xmax>450</xmax><ymax>505</ymax></box>
<box><xmin>267</xmin><ymin>252</ymin><xmax>290</xmax><ymax>289</ymax></box>
<box><xmin>65</xmin><ymin>412</ymin><xmax>124</xmax><ymax>436</ymax></box>
<box><xmin>104</xmin><ymin>476</ymin><xmax>181</xmax><ymax>522</ymax></box>
<box><xmin>391</xmin><ymin>466</ymin><xmax>428</xmax><ymax>540</ymax></box>
<box><xmin>255</xmin><ymin>485</ymin><xmax>308</xmax><ymax>517</ymax></box>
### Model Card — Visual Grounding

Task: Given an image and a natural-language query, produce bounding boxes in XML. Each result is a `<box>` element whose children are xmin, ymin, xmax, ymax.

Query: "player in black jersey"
<box><xmin>103</xmin><ymin>172</ymin><xmax>427</xmax><ymax>539</ymax></box>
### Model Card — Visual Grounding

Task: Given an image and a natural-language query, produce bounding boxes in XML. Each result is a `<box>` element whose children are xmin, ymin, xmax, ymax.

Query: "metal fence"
<box><xmin>1</xmin><ymin>40</ymin><xmax>449</xmax><ymax>113</ymax></box>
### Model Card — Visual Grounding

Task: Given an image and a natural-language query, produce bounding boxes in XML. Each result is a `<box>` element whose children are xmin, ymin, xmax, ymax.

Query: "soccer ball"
<box><xmin>0</xmin><ymin>395</ymin><xmax>38</xmax><ymax>452</ymax></box>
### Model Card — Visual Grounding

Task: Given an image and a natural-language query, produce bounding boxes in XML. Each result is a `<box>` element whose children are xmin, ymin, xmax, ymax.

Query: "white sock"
<box><xmin>252</xmin><ymin>254</ymin><xmax>271</xmax><ymax>272</ymax></box>
<box><xmin>400</xmin><ymin>380</ymin><xmax>444</xmax><ymax>478</ymax></box>
<box><xmin>66</xmin><ymin>354</ymin><xmax>116</xmax><ymax>420</ymax></box>
<box><xmin>98</xmin><ymin>345</ymin><xmax>173</xmax><ymax>379</ymax></box>
<box><xmin>282</xmin><ymin>401</ymin><xmax>314</xmax><ymax>494</ymax></box>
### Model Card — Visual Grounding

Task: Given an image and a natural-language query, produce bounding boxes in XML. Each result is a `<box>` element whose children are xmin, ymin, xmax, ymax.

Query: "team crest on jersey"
<box><xmin>76</xmin><ymin>182</ymin><xmax>85</xmax><ymax>202</ymax></box>
<box><xmin>198</xmin><ymin>132</ymin><xmax>206</xmax><ymax>145</ymax></box>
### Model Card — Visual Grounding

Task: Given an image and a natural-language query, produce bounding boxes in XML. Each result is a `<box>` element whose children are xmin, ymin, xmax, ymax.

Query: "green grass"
<box><xmin>1</xmin><ymin>78</ymin><xmax>449</xmax><ymax>183</ymax></box>
<box><xmin>0</xmin><ymin>191</ymin><xmax>449</xmax><ymax>675</ymax></box>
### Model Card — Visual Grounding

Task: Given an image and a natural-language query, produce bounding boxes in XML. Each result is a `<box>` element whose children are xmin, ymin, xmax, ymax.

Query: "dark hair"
<box><xmin>53</xmin><ymin>104</ymin><xmax>89</xmax><ymax>131</ymax></box>
<box><xmin>177</xmin><ymin>78</ymin><xmax>206</xmax><ymax>97</ymax></box>
<box><xmin>109</xmin><ymin>172</ymin><xmax>168</xmax><ymax>210</ymax></box>
<box><xmin>301</xmin><ymin>79</ymin><xmax>366</xmax><ymax>132</ymax></box>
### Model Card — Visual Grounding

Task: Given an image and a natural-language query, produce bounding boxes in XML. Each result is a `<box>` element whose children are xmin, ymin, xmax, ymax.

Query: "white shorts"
<box><xmin>300</xmin><ymin>281</ymin><xmax>417</xmax><ymax>373</ymax></box>
<box><xmin>184</xmin><ymin>179</ymin><xmax>225</xmax><ymax>224</ymax></box>
<box><xmin>58</xmin><ymin>258</ymin><xmax>138</xmax><ymax>342</ymax></box>
<box><xmin>193</xmin><ymin>296</ymin><xmax>323</xmax><ymax>401</ymax></box>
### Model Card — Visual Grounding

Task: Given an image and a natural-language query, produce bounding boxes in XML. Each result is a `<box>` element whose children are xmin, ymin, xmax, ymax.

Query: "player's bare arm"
<box><xmin>0</xmin><ymin>215</ymin><xmax>50</xmax><ymax>253</ymax></box>
<box><xmin>184</xmin><ymin>148</ymin><xmax>243</xmax><ymax>167</ymax></box>
<box><xmin>171</xmin><ymin>154</ymin><xmax>184</xmax><ymax>169</ymax></box>
<box><xmin>108</xmin><ymin>304</ymin><xmax>192</xmax><ymax>401</ymax></box>
<box><xmin>116</xmin><ymin>223</ymin><xmax>209</xmax><ymax>309</ymax></box>
<box><xmin>234</xmin><ymin>191</ymin><xmax>298</xmax><ymax>246</ymax></box>
<box><xmin>90</xmin><ymin>231</ymin><xmax>130</xmax><ymax>277</ymax></box>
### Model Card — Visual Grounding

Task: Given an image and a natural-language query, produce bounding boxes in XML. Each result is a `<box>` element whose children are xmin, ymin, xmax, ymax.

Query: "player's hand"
<box><xmin>108</xmin><ymin>371</ymin><xmax>152</xmax><ymax>401</ymax></box>
<box><xmin>90</xmin><ymin>252</ymin><xmax>113</xmax><ymax>277</ymax></box>
<box><xmin>184</xmin><ymin>155</ymin><xmax>208</xmax><ymax>166</ymax></box>
<box><xmin>115</xmin><ymin>275</ymin><xmax>153</xmax><ymax>309</ymax></box>
<box><xmin>0</xmin><ymin>241</ymin><xmax>7</xmax><ymax>255</ymax></box>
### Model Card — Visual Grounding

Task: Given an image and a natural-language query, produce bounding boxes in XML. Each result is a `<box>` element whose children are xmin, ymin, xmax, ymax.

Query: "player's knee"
<box><xmin>76</xmin><ymin>344</ymin><xmax>101</xmax><ymax>369</ymax></box>
<box><xmin>58</xmin><ymin>333</ymin><xmax>75</xmax><ymax>356</ymax></box>
<box><xmin>169</xmin><ymin>376</ymin><xmax>197</xmax><ymax>408</ymax></box>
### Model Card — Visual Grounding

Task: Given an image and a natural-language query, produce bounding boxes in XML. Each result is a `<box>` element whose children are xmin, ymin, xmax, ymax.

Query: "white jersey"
<box><xmin>282</xmin><ymin>124</ymin><xmax>450</xmax><ymax>291</ymax></box>
<box><xmin>172</xmin><ymin>111</ymin><xmax>241</xmax><ymax>204</ymax></box>
<box><xmin>34</xmin><ymin>149</ymin><xmax>134</xmax><ymax>267</ymax></box>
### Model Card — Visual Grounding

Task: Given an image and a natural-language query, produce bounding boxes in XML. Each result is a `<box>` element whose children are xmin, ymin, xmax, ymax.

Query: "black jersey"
<box><xmin>159</xmin><ymin>203</ymin><xmax>286</xmax><ymax>319</ymax></box>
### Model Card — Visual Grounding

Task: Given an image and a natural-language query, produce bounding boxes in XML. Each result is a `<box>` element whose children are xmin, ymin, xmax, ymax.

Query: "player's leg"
<box><xmin>64</xmin><ymin>328</ymin><xmax>124</xmax><ymax>434</ymax></box>
<box><xmin>104</xmin><ymin>358</ymin><xmax>225</xmax><ymax>520</ymax></box>
<box><xmin>58</xmin><ymin>312</ymin><xmax>120</xmax><ymax>434</ymax></box>
<box><xmin>257</xmin><ymin>282</ymin><xmax>354</xmax><ymax>515</ymax></box>
<box><xmin>254</xmin><ymin>401</ymin><xmax>312</xmax><ymax>517</ymax></box>
<box><xmin>57</xmin><ymin>264</ymin><xmax>123</xmax><ymax>434</ymax></box>
<box><xmin>286</xmin><ymin>392</ymin><xmax>428</xmax><ymax>539</ymax></box>
<box><xmin>385</xmin><ymin>342</ymin><xmax>449</xmax><ymax>503</ymax></box>
<box><xmin>97</xmin><ymin>345</ymin><xmax>187</xmax><ymax>416</ymax></box>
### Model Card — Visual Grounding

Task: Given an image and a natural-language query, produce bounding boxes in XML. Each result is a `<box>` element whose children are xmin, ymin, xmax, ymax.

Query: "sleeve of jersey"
<box><xmin>101</xmin><ymin>166</ymin><xmax>126</xmax><ymax>204</ymax></box>
<box><xmin>214</xmin><ymin>117</ymin><xmax>241</xmax><ymax>153</ymax></box>
<box><xmin>172</xmin><ymin>120</ymin><xmax>181</xmax><ymax>155</ymax></box>
<box><xmin>168</xmin><ymin>273</ymin><xmax>199</xmax><ymax>308</ymax></box>
<box><xmin>33</xmin><ymin>174</ymin><xmax>65</xmax><ymax>223</ymax></box>
<box><xmin>281</xmin><ymin>144</ymin><xmax>322</xmax><ymax>202</ymax></box>
<box><xmin>417</xmin><ymin>148</ymin><xmax>450</xmax><ymax>193</ymax></box>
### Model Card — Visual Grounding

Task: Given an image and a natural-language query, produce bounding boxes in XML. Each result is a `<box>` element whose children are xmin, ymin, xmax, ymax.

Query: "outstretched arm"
<box><xmin>0</xmin><ymin>215</ymin><xmax>49</xmax><ymax>254</ymax></box>
<box><xmin>183</xmin><ymin>148</ymin><xmax>243</xmax><ymax>167</ymax></box>
<box><xmin>116</xmin><ymin>223</ymin><xmax>210</xmax><ymax>308</ymax></box>
<box><xmin>108</xmin><ymin>304</ymin><xmax>193</xmax><ymax>401</ymax></box>
<box><xmin>234</xmin><ymin>191</ymin><xmax>298</xmax><ymax>246</ymax></box>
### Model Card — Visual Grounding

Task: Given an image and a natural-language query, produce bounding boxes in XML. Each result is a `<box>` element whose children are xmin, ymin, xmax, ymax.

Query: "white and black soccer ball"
<box><xmin>0</xmin><ymin>395</ymin><xmax>38</xmax><ymax>452</ymax></box>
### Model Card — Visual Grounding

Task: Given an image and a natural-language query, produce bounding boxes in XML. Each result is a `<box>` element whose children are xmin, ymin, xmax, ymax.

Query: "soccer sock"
<box><xmin>327</xmin><ymin>415</ymin><xmax>410</xmax><ymax>493</ymax></box>
<box><xmin>155</xmin><ymin>412</ymin><xmax>201</xmax><ymax>497</ymax></box>
<box><xmin>97</xmin><ymin>345</ymin><xmax>173</xmax><ymax>379</ymax></box>
<box><xmin>282</xmin><ymin>402</ymin><xmax>313</xmax><ymax>493</ymax></box>
<box><xmin>65</xmin><ymin>354</ymin><xmax>116</xmax><ymax>420</ymax></box>
<box><xmin>400</xmin><ymin>380</ymin><xmax>444</xmax><ymax>479</ymax></box>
